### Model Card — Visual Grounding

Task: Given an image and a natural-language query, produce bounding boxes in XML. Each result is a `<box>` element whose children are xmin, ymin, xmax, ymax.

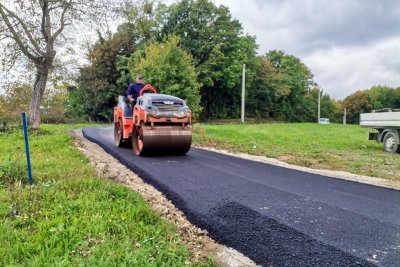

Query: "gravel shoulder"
<box><xmin>71</xmin><ymin>129</ymin><xmax>259</xmax><ymax>267</ymax></box>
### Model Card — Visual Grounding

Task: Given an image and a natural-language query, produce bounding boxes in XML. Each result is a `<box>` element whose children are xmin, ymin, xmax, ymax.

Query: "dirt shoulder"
<box><xmin>70</xmin><ymin>129</ymin><xmax>259</xmax><ymax>267</ymax></box>
<box><xmin>194</xmin><ymin>145</ymin><xmax>400</xmax><ymax>191</ymax></box>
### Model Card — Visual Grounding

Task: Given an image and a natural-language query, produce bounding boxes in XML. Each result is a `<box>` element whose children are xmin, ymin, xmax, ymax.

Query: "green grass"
<box><xmin>193</xmin><ymin>123</ymin><xmax>400</xmax><ymax>180</ymax></box>
<box><xmin>0</xmin><ymin>124</ymin><xmax>214</xmax><ymax>266</ymax></box>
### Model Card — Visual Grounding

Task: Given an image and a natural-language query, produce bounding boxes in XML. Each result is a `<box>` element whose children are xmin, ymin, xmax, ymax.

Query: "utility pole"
<box><xmin>317</xmin><ymin>89</ymin><xmax>321</xmax><ymax>123</ymax></box>
<box><xmin>241</xmin><ymin>64</ymin><xmax>245</xmax><ymax>124</ymax></box>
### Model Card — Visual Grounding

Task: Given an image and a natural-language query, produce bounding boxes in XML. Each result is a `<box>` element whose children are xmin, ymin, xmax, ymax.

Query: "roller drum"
<box><xmin>133</xmin><ymin>126</ymin><xmax>192</xmax><ymax>156</ymax></box>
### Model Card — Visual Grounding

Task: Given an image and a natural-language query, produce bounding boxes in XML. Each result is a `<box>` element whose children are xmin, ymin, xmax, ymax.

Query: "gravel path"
<box><xmin>83</xmin><ymin>126</ymin><xmax>400</xmax><ymax>266</ymax></box>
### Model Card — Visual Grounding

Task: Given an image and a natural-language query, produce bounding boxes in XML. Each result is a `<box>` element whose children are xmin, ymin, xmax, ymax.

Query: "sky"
<box><xmin>210</xmin><ymin>0</ymin><xmax>400</xmax><ymax>99</ymax></box>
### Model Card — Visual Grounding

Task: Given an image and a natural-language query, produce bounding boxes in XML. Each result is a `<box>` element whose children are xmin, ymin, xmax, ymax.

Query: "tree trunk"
<box><xmin>29</xmin><ymin>67</ymin><xmax>49</xmax><ymax>129</ymax></box>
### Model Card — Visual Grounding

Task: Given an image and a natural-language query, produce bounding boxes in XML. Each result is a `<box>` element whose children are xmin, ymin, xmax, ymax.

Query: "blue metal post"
<box><xmin>22</xmin><ymin>112</ymin><xmax>33</xmax><ymax>185</ymax></box>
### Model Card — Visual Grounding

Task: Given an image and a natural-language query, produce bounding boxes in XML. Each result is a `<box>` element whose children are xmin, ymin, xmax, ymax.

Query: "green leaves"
<box><xmin>341</xmin><ymin>86</ymin><xmax>400</xmax><ymax>124</ymax></box>
<box><xmin>68</xmin><ymin>23</ymin><xmax>138</xmax><ymax>122</ymax></box>
<box><xmin>67</xmin><ymin>0</ymin><xmax>365</xmax><ymax>123</ymax></box>
<box><xmin>130</xmin><ymin>35</ymin><xmax>202</xmax><ymax>119</ymax></box>
<box><xmin>161</xmin><ymin>0</ymin><xmax>258</xmax><ymax>119</ymax></box>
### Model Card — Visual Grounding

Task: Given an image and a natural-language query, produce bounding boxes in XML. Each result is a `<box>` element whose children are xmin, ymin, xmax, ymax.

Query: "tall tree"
<box><xmin>68</xmin><ymin>1</ymin><xmax>165</xmax><ymax>122</ymax></box>
<box><xmin>246</xmin><ymin>56</ymin><xmax>289</xmax><ymax>119</ymax></box>
<box><xmin>266</xmin><ymin>50</ymin><xmax>314</xmax><ymax>121</ymax></box>
<box><xmin>395</xmin><ymin>87</ymin><xmax>400</xmax><ymax>108</ymax></box>
<box><xmin>367</xmin><ymin>85</ymin><xmax>398</xmax><ymax>110</ymax></box>
<box><xmin>117</xmin><ymin>0</ymin><xmax>166</xmax><ymax>45</ymax></box>
<box><xmin>0</xmin><ymin>0</ymin><xmax>113</xmax><ymax>128</ymax></box>
<box><xmin>68</xmin><ymin>26</ymin><xmax>137</xmax><ymax>122</ymax></box>
<box><xmin>130</xmin><ymin>35</ymin><xmax>202</xmax><ymax>118</ymax></box>
<box><xmin>342</xmin><ymin>90</ymin><xmax>372</xmax><ymax>123</ymax></box>
<box><xmin>299</xmin><ymin>87</ymin><xmax>338</xmax><ymax>122</ymax></box>
<box><xmin>161</xmin><ymin>0</ymin><xmax>258</xmax><ymax>119</ymax></box>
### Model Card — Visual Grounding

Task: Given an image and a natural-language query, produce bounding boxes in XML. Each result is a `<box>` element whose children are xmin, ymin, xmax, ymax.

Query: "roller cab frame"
<box><xmin>114</xmin><ymin>84</ymin><xmax>192</xmax><ymax>156</ymax></box>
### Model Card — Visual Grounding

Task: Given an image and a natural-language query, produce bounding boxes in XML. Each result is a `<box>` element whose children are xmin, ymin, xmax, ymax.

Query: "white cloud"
<box><xmin>211</xmin><ymin>0</ymin><xmax>400</xmax><ymax>99</ymax></box>
<box><xmin>304</xmin><ymin>37</ymin><xmax>400</xmax><ymax>99</ymax></box>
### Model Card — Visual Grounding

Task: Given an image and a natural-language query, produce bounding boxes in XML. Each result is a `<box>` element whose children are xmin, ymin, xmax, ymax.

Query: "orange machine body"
<box><xmin>113</xmin><ymin>84</ymin><xmax>192</xmax><ymax>156</ymax></box>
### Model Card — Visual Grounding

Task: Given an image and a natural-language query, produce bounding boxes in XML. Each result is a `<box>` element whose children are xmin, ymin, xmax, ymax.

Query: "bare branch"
<box><xmin>45</xmin><ymin>2</ymin><xmax>52</xmax><ymax>41</ymax></box>
<box><xmin>0</xmin><ymin>35</ymin><xmax>12</xmax><ymax>42</ymax></box>
<box><xmin>0</xmin><ymin>4</ymin><xmax>42</xmax><ymax>64</ymax></box>
<box><xmin>51</xmin><ymin>1</ymin><xmax>71</xmax><ymax>41</ymax></box>
<box><xmin>2</xmin><ymin>5</ymin><xmax>46</xmax><ymax>56</ymax></box>
<box><xmin>48</xmin><ymin>4</ymin><xmax>65</xmax><ymax>12</ymax></box>
<box><xmin>40</xmin><ymin>0</ymin><xmax>50</xmax><ymax>42</ymax></box>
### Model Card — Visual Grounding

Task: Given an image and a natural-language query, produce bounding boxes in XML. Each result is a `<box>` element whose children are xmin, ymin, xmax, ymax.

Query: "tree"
<box><xmin>0</xmin><ymin>0</ymin><xmax>113</xmax><ymax>128</ymax></box>
<box><xmin>0</xmin><ymin>83</ymin><xmax>32</xmax><ymax>123</ymax></box>
<box><xmin>68</xmin><ymin>1</ymin><xmax>165</xmax><ymax>122</ymax></box>
<box><xmin>395</xmin><ymin>87</ymin><xmax>400</xmax><ymax>108</ymax></box>
<box><xmin>117</xmin><ymin>0</ymin><xmax>167</xmax><ymax>45</ymax></box>
<box><xmin>161</xmin><ymin>0</ymin><xmax>258</xmax><ymax>119</ymax></box>
<box><xmin>266</xmin><ymin>50</ymin><xmax>314</xmax><ymax>121</ymax></box>
<box><xmin>298</xmin><ymin>87</ymin><xmax>339</xmax><ymax>122</ymax></box>
<box><xmin>340</xmin><ymin>85</ymin><xmax>400</xmax><ymax>124</ymax></box>
<box><xmin>130</xmin><ymin>35</ymin><xmax>202</xmax><ymax>118</ymax></box>
<box><xmin>342</xmin><ymin>90</ymin><xmax>372</xmax><ymax>123</ymax></box>
<box><xmin>68</xmin><ymin>23</ymin><xmax>138</xmax><ymax>122</ymax></box>
<box><xmin>246</xmin><ymin>56</ymin><xmax>289</xmax><ymax>119</ymax></box>
<box><xmin>367</xmin><ymin>85</ymin><xmax>398</xmax><ymax>110</ymax></box>
<box><xmin>331</xmin><ymin>99</ymin><xmax>345</xmax><ymax>123</ymax></box>
<box><xmin>84</xmin><ymin>29</ymin><xmax>133</xmax><ymax>115</ymax></box>
<box><xmin>41</xmin><ymin>83</ymin><xmax>68</xmax><ymax>123</ymax></box>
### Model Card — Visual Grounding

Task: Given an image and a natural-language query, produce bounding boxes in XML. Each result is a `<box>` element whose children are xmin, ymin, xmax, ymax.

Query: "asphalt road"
<box><xmin>83</xmin><ymin>126</ymin><xmax>400</xmax><ymax>266</ymax></box>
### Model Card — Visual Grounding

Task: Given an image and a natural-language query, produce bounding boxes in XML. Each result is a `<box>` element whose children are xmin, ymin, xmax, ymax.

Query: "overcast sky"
<box><xmin>211</xmin><ymin>0</ymin><xmax>400</xmax><ymax>99</ymax></box>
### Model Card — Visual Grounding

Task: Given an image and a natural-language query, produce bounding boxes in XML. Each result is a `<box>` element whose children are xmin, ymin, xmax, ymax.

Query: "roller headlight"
<box><xmin>176</xmin><ymin>107</ymin><xmax>189</xmax><ymax>118</ymax></box>
<box><xmin>146</xmin><ymin>106</ymin><xmax>158</xmax><ymax>117</ymax></box>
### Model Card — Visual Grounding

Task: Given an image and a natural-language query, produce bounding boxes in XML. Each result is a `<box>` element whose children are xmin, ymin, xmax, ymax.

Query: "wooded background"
<box><xmin>1</xmin><ymin>0</ymin><xmax>399</xmax><ymax>127</ymax></box>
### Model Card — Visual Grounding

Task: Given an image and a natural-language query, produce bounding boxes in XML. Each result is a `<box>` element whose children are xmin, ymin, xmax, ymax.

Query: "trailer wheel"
<box><xmin>383</xmin><ymin>132</ymin><xmax>400</xmax><ymax>153</ymax></box>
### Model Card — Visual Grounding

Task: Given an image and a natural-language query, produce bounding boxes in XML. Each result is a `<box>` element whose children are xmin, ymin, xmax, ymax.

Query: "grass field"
<box><xmin>0</xmin><ymin>124</ymin><xmax>213</xmax><ymax>266</ymax></box>
<box><xmin>193</xmin><ymin>123</ymin><xmax>400</xmax><ymax>181</ymax></box>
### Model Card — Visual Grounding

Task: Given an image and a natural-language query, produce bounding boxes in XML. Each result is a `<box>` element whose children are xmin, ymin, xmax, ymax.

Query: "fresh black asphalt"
<box><xmin>83</xmin><ymin>126</ymin><xmax>400</xmax><ymax>266</ymax></box>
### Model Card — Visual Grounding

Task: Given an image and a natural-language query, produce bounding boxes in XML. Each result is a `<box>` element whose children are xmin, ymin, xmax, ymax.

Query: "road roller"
<box><xmin>113</xmin><ymin>84</ymin><xmax>192</xmax><ymax>156</ymax></box>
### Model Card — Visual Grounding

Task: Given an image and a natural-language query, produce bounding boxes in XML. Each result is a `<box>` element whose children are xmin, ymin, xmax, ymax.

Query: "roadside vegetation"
<box><xmin>0</xmin><ymin>124</ymin><xmax>213</xmax><ymax>266</ymax></box>
<box><xmin>1</xmin><ymin>0</ymin><xmax>398</xmax><ymax>265</ymax></box>
<box><xmin>193</xmin><ymin>123</ymin><xmax>400</xmax><ymax>181</ymax></box>
<box><xmin>3</xmin><ymin>1</ymin><xmax>399</xmax><ymax>129</ymax></box>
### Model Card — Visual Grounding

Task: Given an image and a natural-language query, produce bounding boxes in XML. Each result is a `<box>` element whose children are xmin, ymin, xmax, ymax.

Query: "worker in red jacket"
<box><xmin>126</xmin><ymin>74</ymin><xmax>146</xmax><ymax>105</ymax></box>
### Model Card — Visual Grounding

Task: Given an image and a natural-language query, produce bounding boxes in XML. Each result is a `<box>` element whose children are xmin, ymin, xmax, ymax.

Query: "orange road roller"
<box><xmin>113</xmin><ymin>84</ymin><xmax>192</xmax><ymax>156</ymax></box>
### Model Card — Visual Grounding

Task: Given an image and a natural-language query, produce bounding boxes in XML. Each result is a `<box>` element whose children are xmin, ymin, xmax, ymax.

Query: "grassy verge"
<box><xmin>0</xmin><ymin>124</ymin><xmax>213</xmax><ymax>266</ymax></box>
<box><xmin>193</xmin><ymin>123</ymin><xmax>400</xmax><ymax>181</ymax></box>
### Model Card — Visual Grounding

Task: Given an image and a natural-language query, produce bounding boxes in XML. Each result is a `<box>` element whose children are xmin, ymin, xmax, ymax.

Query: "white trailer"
<box><xmin>360</xmin><ymin>109</ymin><xmax>400</xmax><ymax>153</ymax></box>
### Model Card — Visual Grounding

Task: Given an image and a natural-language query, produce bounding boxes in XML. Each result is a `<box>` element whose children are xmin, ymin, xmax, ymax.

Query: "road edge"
<box><xmin>194</xmin><ymin>145</ymin><xmax>400</xmax><ymax>191</ymax></box>
<box><xmin>70</xmin><ymin>129</ymin><xmax>259</xmax><ymax>267</ymax></box>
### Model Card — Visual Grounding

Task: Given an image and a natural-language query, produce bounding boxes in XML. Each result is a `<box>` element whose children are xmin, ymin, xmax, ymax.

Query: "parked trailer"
<box><xmin>360</xmin><ymin>108</ymin><xmax>400</xmax><ymax>153</ymax></box>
